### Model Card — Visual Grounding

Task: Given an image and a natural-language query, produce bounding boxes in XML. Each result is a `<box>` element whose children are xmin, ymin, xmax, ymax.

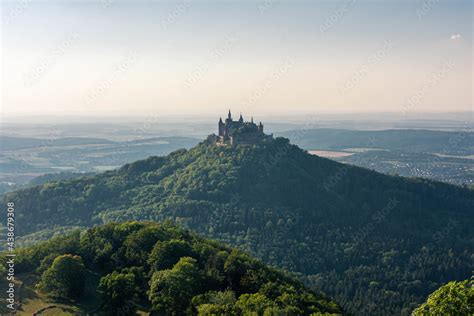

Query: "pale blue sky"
<box><xmin>1</xmin><ymin>0</ymin><xmax>472</xmax><ymax>116</ymax></box>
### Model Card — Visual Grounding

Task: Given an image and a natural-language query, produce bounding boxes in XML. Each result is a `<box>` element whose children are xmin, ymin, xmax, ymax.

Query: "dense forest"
<box><xmin>3</xmin><ymin>137</ymin><xmax>473</xmax><ymax>314</ymax></box>
<box><xmin>2</xmin><ymin>221</ymin><xmax>341</xmax><ymax>315</ymax></box>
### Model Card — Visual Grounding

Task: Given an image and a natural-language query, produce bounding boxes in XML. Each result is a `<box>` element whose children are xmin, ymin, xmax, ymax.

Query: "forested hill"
<box><xmin>5</xmin><ymin>221</ymin><xmax>341</xmax><ymax>315</ymax></box>
<box><xmin>4</xmin><ymin>137</ymin><xmax>474</xmax><ymax>315</ymax></box>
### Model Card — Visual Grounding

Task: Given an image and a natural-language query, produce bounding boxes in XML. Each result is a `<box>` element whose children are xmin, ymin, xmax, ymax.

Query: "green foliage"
<box><xmin>236</xmin><ymin>293</ymin><xmax>277</xmax><ymax>315</ymax></box>
<box><xmin>121</xmin><ymin>225</ymin><xmax>167</xmax><ymax>266</ymax></box>
<box><xmin>98</xmin><ymin>270</ymin><xmax>140</xmax><ymax>314</ymax></box>
<box><xmin>148</xmin><ymin>239</ymin><xmax>194</xmax><ymax>272</ymax></box>
<box><xmin>149</xmin><ymin>257</ymin><xmax>203</xmax><ymax>315</ymax></box>
<box><xmin>16</xmin><ymin>222</ymin><xmax>340</xmax><ymax>315</ymax></box>
<box><xmin>412</xmin><ymin>278</ymin><xmax>473</xmax><ymax>315</ymax></box>
<box><xmin>193</xmin><ymin>290</ymin><xmax>238</xmax><ymax>315</ymax></box>
<box><xmin>38</xmin><ymin>254</ymin><xmax>86</xmax><ymax>299</ymax></box>
<box><xmin>5</xmin><ymin>138</ymin><xmax>474</xmax><ymax>314</ymax></box>
<box><xmin>37</xmin><ymin>253</ymin><xmax>60</xmax><ymax>274</ymax></box>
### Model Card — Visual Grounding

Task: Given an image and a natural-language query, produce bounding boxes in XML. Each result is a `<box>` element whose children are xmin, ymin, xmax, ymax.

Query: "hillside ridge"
<box><xmin>3</xmin><ymin>137</ymin><xmax>473</xmax><ymax>315</ymax></box>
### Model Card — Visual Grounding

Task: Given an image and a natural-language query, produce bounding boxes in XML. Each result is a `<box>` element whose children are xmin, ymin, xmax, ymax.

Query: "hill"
<box><xmin>412</xmin><ymin>278</ymin><xmax>473</xmax><ymax>315</ymax></box>
<box><xmin>1</xmin><ymin>221</ymin><xmax>340</xmax><ymax>315</ymax></box>
<box><xmin>4</xmin><ymin>137</ymin><xmax>473</xmax><ymax>314</ymax></box>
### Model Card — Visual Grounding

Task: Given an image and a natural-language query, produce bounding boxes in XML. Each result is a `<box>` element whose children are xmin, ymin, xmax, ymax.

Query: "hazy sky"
<box><xmin>1</xmin><ymin>0</ymin><xmax>472</xmax><ymax>117</ymax></box>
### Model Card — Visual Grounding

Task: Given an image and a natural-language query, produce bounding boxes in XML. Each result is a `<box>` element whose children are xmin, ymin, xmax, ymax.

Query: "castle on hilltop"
<box><xmin>208</xmin><ymin>110</ymin><xmax>272</xmax><ymax>146</ymax></box>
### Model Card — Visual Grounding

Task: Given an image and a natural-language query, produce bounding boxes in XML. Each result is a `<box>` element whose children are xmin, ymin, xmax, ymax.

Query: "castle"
<box><xmin>209</xmin><ymin>111</ymin><xmax>272</xmax><ymax>146</ymax></box>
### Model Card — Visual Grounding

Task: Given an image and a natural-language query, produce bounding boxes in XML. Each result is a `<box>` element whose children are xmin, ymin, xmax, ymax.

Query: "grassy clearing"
<box><xmin>14</xmin><ymin>271</ymin><xmax>98</xmax><ymax>315</ymax></box>
<box><xmin>10</xmin><ymin>272</ymin><xmax>150</xmax><ymax>315</ymax></box>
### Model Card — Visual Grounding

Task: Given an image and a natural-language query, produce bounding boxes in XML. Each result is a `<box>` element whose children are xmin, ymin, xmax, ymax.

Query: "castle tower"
<box><xmin>258</xmin><ymin>122</ymin><xmax>263</xmax><ymax>133</ymax></box>
<box><xmin>218</xmin><ymin>117</ymin><xmax>224</xmax><ymax>136</ymax></box>
<box><xmin>239</xmin><ymin>114</ymin><xmax>244</xmax><ymax>123</ymax></box>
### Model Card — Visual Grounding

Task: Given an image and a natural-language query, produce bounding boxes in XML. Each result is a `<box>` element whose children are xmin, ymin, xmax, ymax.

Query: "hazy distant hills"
<box><xmin>4</xmin><ymin>137</ymin><xmax>473</xmax><ymax>314</ymax></box>
<box><xmin>278</xmin><ymin>129</ymin><xmax>474</xmax><ymax>185</ymax></box>
<box><xmin>0</xmin><ymin>135</ymin><xmax>199</xmax><ymax>151</ymax></box>
<box><xmin>0</xmin><ymin>136</ymin><xmax>200</xmax><ymax>191</ymax></box>
<box><xmin>278</xmin><ymin>129</ymin><xmax>473</xmax><ymax>155</ymax></box>
<box><xmin>1</xmin><ymin>129</ymin><xmax>472</xmax><ymax>191</ymax></box>
<box><xmin>0</xmin><ymin>136</ymin><xmax>115</xmax><ymax>151</ymax></box>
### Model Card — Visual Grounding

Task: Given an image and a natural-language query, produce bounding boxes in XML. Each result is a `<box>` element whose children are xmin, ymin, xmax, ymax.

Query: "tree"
<box><xmin>149</xmin><ymin>257</ymin><xmax>202</xmax><ymax>315</ymax></box>
<box><xmin>148</xmin><ymin>239</ymin><xmax>193</xmax><ymax>272</ymax></box>
<box><xmin>224</xmin><ymin>249</ymin><xmax>255</xmax><ymax>292</ymax></box>
<box><xmin>192</xmin><ymin>290</ymin><xmax>238</xmax><ymax>315</ymax></box>
<box><xmin>412</xmin><ymin>279</ymin><xmax>474</xmax><ymax>315</ymax></box>
<box><xmin>121</xmin><ymin>226</ymin><xmax>167</xmax><ymax>266</ymax></box>
<box><xmin>99</xmin><ymin>271</ymin><xmax>139</xmax><ymax>314</ymax></box>
<box><xmin>38</xmin><ymin>254</ymin><xmax>86</xmax><ymax>299</ymax></box>
<box><xmin>235</xmin><ymin>293</ymin><xmax>277</xmax><ymax>315</ymax></box>
<box><xmin>37</xmin><ymin>253</ymin><xmax>59</xmax><ymax>274</ymax></box>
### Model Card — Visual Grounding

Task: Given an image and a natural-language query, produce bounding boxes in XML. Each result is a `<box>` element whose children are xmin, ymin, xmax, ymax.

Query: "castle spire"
<box><xmin>251</xmin><ymin>116</ymin><xmax>254</xmax><ymax>123</ymax></box>
<box><xmin>239</xmin><ymin>113</ymin><xmax>243</xmax><ymax>123</ymax></box>
<box><xmin>219</xmin><ymin>117</ymin><xmax>223</xmax><ymax>123</ymax></box>
<box><xmin>228</xmin><ymin>109</ymin><xmax>232</xmax><ymax>119</ymax></box>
